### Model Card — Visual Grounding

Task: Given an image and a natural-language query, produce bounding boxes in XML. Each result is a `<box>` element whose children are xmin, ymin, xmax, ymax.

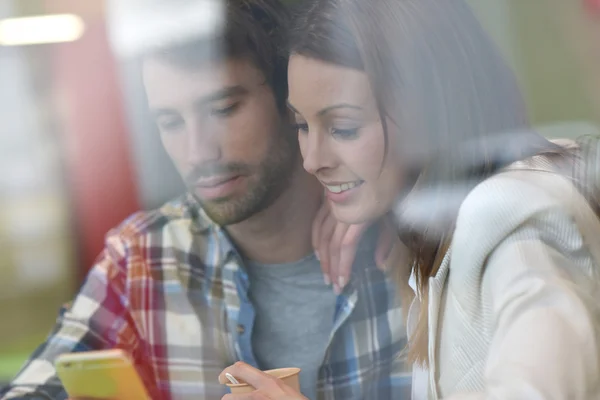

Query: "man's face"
<box><xmin>143</xmin><ymin>56</ymin><xmax>297</xmax><ymax>225</ymax></box>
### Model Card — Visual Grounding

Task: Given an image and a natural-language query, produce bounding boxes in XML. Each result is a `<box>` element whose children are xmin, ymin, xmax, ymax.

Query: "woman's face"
<box><xmin>288</xmin><ymin>54</ymin><xmax>405</xmax><ymax>224</ymax></box>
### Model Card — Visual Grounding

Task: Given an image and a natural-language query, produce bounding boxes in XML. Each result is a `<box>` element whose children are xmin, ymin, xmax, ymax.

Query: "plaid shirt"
<box><xmin>1</xmin><ymin>194</ymin><xmax>411</xmax><ymax>400</ymax></box>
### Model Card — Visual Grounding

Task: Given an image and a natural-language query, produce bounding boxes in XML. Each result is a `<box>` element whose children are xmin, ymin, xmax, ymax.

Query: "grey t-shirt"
<box><xmin>247</xmin><ymin>253</ymin><xmax>336</xmax><ymax>400</ymax></box>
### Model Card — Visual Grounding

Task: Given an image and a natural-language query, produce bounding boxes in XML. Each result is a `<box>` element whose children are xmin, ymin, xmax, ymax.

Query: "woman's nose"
<box><xmin>301</xmin><ymin>130</ymin><xmax>335</xmax><ymax>175</ymax></box>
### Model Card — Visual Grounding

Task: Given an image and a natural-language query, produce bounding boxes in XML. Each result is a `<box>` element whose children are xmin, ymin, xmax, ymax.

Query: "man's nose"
<box><xmin>186</xmin><ymin>119</ymin><xmax>221</xmax><ymax>166</ymax></box>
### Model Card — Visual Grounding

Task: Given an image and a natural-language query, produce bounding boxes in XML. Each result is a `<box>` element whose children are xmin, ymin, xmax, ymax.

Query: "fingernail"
<box><xmin>315</xmin><ymin>252</ymin><xmax>320</xmax><ymax>261</ymax></box>
<box><xmin>338</xmin><ymin>276</ymin><xmax>346</xmax><ymax>289</ymax></box>
<box><xmin>323</xmin><ymin>274</ymin><xmax>331</xmax><ymax>286</ymax></box>
<box><xmin>225</xmin><ymin>373</ymin><xmax>240</xmax><ymax>385</ymax></box>
<box><xmin>334</xmin><ymin>284</ymin><xmax>341</xmax><ymax>295</ymax></box>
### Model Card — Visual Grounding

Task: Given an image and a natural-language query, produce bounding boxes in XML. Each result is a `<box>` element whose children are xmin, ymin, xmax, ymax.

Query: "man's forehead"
<box><xmin>143</xmin><ymin>56</ymin><xmax>263</xmax><ymax>108</ymax></box>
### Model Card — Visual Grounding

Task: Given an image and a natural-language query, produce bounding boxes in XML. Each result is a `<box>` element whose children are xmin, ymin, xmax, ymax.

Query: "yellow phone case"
<box><xmin>55</xmin><ymin>349</ymin><xmax>151</xmax><ymax>400</ymax></box>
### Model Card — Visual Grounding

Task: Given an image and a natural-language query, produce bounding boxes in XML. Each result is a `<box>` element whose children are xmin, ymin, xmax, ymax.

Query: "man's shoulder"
<box><xmin>102</xmin><ymin>194</ymin><xmax>219</xmax><ymax>261</ymax></box>
<box><xmin>92</xmin><ymin>194</ymin><xmax>224</xmax><ymax>287</ymax></box>
<box><xmin>110</xmin><ymin>194</ymin><xmax>211</xmax><ymax>240</ymax></box>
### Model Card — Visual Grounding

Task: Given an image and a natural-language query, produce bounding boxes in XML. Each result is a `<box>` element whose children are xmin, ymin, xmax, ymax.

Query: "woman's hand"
<box><xmin>311</xmin><ymin>200</ymin><xmax>368</xmax><ymax>294</ymax></box>
<box><xmin>312</xmin><ymin>200</ymin><xmax>405</xmax><ymax>293</ymax></box>
<box><xmin>219</xmin><ymin>362</ymin><xmax>308</xmax><ymax>400</ymax></box>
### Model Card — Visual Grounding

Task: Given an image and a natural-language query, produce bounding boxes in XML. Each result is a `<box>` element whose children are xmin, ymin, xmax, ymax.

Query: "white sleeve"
<box><xmin>445</xmin><ymin>210</ymin><xmax>600</xmax><ymax>400</ymax></box>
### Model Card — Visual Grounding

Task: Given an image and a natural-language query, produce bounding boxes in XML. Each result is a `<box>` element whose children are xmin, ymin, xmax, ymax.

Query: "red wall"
<box><xmin>52</xmin><ymin>19</ymin><xmax>140</xmax><ymax>282</ymax></box>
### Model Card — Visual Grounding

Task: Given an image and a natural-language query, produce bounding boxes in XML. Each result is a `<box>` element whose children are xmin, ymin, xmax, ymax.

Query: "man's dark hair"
<box><xmin>145</xmin><ymin>0</ymin><xmax>290</xmax><ymax>111</ymax></box>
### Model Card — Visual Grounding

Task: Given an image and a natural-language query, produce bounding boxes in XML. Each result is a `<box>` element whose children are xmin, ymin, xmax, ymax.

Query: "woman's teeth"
<box><xmin>325</xmin><ymin>181</ymin><xmax>361</xmax><ymax>193</ymax></box>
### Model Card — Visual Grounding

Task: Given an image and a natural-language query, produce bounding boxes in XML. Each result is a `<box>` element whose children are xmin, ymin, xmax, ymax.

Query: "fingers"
<box><xmin>311</xmin><ymin>200</ymin><xmax>370</xmax><ymax>294</ymax></box>
<box><xmin>317</xmin><ymin>214</ymin><xmax>337</xmax><ymax>285</ymax></box>
<box><xmin>311</xmin><ymin>200</ymin><xmax>329</xmax><ymax>256</ymax></box>
<box><xmin>328</xmin><ymin>222</ymin><xmax>347</xmax><ymax>294</ymax></box>
<box><xmin>334</xmin><ymin>223</ymin><xmax>366</xmax><ymax>294</ymax></box>
<box><xmin>312</xmin><ymin>200</ymin><xmax>338</xmax><ymax>285</ymax></box>
<box><xmin>219</xmin><ymin>362</ymin><xmax>307</xmax><ymax>400</ymax></box>
<box><xmin>218</xmin><ymin>369</ymin><xmax>238</xmax><ymax>385</ymax></box>
<box><xmin>219</xmin><ymin>362</ymin><xmax>281</xmax><ymax>393</ymax></box>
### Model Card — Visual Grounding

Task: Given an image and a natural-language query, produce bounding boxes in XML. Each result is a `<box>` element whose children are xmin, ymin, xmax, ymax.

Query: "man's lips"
<box><xmin>194</xmin><ymin>175</ymin><xmax>240</xmax><ymax>188</ymax></box>
<box><xmin>193</xmin><ymin>175</ymin><xmax>246</xmax><ymax>200</ymax></box>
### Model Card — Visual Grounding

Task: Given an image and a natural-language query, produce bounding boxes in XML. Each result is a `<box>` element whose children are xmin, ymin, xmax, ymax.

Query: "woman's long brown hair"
<box><xmin>289</xmin><ymin>0</ymin><xmax>563</xmax><ymax>365</ymax></box>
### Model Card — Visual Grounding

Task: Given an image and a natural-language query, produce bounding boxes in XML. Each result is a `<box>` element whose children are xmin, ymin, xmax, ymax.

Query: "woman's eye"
<box><xmin>331</xmin><ymin>127</ymin><xmax>360</xmax><ymax>139</ymax></box>
<box><xmin>294</xmin><ymin>123</ymin><xmax>309</xmax><ymax>134</ymax></box>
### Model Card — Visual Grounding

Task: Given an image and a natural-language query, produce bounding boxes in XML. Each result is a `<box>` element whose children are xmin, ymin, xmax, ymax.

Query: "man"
<box><xmin>0</xmin><ymin>0</ymin><xmax>409</xmax><ymax>399</ymax></box>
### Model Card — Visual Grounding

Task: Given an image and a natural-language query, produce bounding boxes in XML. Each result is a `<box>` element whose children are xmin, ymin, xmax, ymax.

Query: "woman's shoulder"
<box><xmin>449</xmin><ymin>159</ymin><xmax>600</xmax><ymax>278</ymax></box>
<box><xmin>454</xmin><ymin>168</ymin><xmax>575</xmax><ymax>248</ymax></box>
<box><xmin>446</xmin><ymin>166</ymin><xmax>600</xmax><ymax>311</ymax></box>
<box><xmin>455</xmin><ymin>135</ymin><xmax>599</xmax><ymax>241</ymax></box>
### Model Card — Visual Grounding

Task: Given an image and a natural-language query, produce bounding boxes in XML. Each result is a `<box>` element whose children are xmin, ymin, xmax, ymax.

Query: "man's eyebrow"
<box><xmin>149</xmin><ymin>85</ymin><xmax>249</xmax><ymax>118</ymax></box>
<box><xmin>149</xmin><ymin>108</ymin><xmax>176</xmax><ymax>119</ymax></box>
<box><xmin>197</xmin><ymin>85</ymin><xmax>248</xmax><ymax>105</ymax></box>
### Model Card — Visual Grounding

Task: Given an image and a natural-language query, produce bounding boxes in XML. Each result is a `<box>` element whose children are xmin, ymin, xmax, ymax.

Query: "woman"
<box><xmin>220</xmin><ymin>0</ymin><xmax>600</xmax><ymax>398</ymax></box>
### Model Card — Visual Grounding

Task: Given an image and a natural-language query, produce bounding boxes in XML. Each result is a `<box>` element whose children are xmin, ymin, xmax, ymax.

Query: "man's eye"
<box><xmin>210</xmin><ymin>102</ymin><xmax>240</xmax><ymax>117</ymax></box>
<box><xmin>157</xmin><ymin>117</ymin><xmax>184</xmax><ymax>132</ymax></box>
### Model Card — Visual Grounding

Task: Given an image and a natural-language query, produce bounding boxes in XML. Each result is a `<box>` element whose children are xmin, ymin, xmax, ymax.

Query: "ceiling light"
<box><xmin>0</xmin><ymin>14</ymin><xmax>85</xmax><ymax>46</ymax></box>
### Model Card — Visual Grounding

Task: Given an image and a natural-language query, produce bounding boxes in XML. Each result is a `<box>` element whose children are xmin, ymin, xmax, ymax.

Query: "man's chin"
<box><xmin>195</xmin><ymin>194</ymin><xmax>232</xmax><ymax>205</ymax></box>
<box><xmin>197</xmin><ymin>197</ymin><xmax>255</xmax><ymax>226</ymax></box>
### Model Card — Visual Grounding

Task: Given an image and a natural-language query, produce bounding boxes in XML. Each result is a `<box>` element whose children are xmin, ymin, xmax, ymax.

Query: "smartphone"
<box><xmin>55</xmin><ymin>349</ymin><xmax>151</xmax><ymax>400</ymax></box>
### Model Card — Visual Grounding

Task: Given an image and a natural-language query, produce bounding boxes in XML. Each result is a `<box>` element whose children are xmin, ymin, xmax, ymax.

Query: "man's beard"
<box><xmin>186</xmin><ymin>130</ymin><xmax>299</xmax><ymax>226</ymax></box>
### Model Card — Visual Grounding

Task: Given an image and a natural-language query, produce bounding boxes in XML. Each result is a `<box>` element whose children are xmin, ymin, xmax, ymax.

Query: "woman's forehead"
<box><xmin>288</xmin><ymin>55</ymin><xmax>375</xmax><ymax>114</ymax></box>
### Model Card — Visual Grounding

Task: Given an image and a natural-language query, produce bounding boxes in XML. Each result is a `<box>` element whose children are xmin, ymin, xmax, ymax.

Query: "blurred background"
<box><xmin>1</xmin><ymin>0</ymin><xmax>600</xmax><ymax>384</ymax></box>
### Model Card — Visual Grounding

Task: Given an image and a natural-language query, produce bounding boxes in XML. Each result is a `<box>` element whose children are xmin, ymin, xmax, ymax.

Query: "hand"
<box><xmin>219</xmin><ymin>362</ymin><xmax>308</xmax><ymax>400</ymax></box>
<box><xmin>312</xmin><ymin>200</ymin><xmax>403</xmax><ymax>293</ymax></box>
<box><xmin>311</xmin><ymin>200</ymin><xmax>368</xmax><ymax>294</ymax></box>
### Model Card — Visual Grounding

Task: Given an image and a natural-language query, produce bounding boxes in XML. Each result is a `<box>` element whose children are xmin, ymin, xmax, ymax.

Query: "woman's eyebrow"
<box><xmin>317</xmin><ymin>103</ymin><xmax>363</xmax><ymax>116</ymax></box>
<box><xmin>286</xmin><ymin>101</ymin><xmax>363</xmax><ymax>116</ymax></box>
